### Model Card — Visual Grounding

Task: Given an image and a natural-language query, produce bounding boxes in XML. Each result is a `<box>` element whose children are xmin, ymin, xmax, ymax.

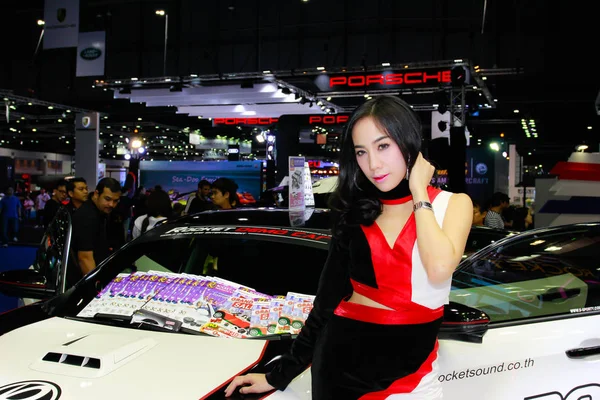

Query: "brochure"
<box><xmin>275</xmin><ymin>292</ymin><xmax>316</xmax><ymax>335</ymax></box>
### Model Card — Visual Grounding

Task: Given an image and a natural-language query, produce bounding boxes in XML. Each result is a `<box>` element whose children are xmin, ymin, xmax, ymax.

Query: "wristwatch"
<box><xmin>413</xmin><ymin>201</ymin><xmax>433</xmax><ymax>212</ymax></box>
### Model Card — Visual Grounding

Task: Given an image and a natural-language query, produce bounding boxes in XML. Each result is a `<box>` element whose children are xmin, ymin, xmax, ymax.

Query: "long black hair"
<box><xmin>329</xmin><ymin>95</ymin><xmax>423</xmax><ymax>238</ymax></box>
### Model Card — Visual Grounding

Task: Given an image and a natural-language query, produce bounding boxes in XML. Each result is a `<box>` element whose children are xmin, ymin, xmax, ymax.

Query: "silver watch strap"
<box><xmin>413</xmin><ymin>201</ymin><xmax>433</xmax><ymax>212</ymax></box>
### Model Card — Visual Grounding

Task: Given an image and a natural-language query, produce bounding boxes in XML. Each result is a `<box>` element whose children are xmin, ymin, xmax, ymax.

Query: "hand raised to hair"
<box><xmin>408</xmin><ymin>152</ymin><xmax>435</xmax><ymax>197</ymax></box>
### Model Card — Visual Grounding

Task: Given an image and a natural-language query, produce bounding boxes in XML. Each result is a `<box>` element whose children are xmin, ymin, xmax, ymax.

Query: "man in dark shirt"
<box><xmin>67</xmin><ymin>178</ymin><xmax>121</xmax><ymax>288</ymax></box>
<box><xmin>184</xmin><ymin>180</ymin><xmax>214</xmax><ymax>215</ymax></box>
<box><xmin>65</xmin><ymin>177</ymin><xmax>89</xmax><ymax>215</ymax></box>
<box><xmin>43</xmin><ymin>179</ymin><xmax>68</xmax><ymax>229</ymax></box>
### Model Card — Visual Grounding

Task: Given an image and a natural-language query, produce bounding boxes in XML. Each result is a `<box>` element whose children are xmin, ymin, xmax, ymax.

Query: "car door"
<box><xmin>439</xmin><ymin>224</ymin><xmax>600</xmax><ymax>399</ymax></box>
<box><xmin>0</xmin><ymin>208</ymin><xmax>72</xmax><ymax>300</ymax></box>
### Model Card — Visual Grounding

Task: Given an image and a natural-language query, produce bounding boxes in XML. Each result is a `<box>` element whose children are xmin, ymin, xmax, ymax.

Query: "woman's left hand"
<box><xmin>408</xmin><ymin>152</ymin><xmax>435</xmax><ymax>196</ymax></box>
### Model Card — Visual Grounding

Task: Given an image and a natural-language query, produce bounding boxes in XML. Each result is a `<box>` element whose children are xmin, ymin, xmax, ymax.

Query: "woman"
<box><xmin>132</xmin><ymin>189</ymin><xmax>173</xmax><ymax>239</ymax></box>
<box><xmin>225</xmin><ymin>96</ymin><xmax>472</xmax><ymax>399</ymax></box>
<box><xmin>210</xmin><ymin>177</ymin><xmax>239</xmax><ymax>210</ymax></box>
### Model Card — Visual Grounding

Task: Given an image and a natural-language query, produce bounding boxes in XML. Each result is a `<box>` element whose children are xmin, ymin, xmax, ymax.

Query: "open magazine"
<box><xmin>77</xmin><ymin>271</ymin><xmax>315</xmax><ymax>339</ymax></box>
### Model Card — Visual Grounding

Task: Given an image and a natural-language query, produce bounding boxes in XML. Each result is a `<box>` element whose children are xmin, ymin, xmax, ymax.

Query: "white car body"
<box><xmin>2</xmin><ymin>313</ymin><xmax>597</xmax><ymax>400</ymax></box>
<box><xmin>1</xmin><ymin>212</ymin><xmax>599</xmax><ymax>400</ymax></box>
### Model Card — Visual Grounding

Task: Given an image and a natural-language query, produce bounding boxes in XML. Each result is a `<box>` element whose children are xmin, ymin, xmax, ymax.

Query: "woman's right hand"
<box><xmin>224</xmin><ymin>373</ymin><xmax>275</xmax><ymax>397</ymax></box>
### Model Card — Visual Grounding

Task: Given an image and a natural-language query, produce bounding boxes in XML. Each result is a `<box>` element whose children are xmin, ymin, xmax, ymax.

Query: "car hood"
<box><xmin>0</xmin><ymin>317</ymin><xmax>268</xmax><ymax>400</ymax></box>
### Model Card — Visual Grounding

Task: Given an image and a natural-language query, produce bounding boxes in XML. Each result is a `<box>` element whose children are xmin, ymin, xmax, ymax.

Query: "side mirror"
<box><xmin>439</xmin><ymin>301</ymin><xmax>490</xmax><ymax>344</ymax></box>
<box><xmin>0</xmin><ymin>269</ymin><xmax>56</xmax><ymax>300</ymax></box>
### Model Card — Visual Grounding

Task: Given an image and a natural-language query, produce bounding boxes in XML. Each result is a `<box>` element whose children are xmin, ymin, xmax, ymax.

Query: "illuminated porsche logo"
<box><xmin>0</xmin><ymin>380</ymin><xmax>61</xmax><ymax>400</ymax></box>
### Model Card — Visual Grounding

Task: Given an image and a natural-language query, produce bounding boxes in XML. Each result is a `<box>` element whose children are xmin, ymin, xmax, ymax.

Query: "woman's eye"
<box><xmin>378</xmin><ymin>143</ymin><xmax>389</xmax><ymax>151</ymax></box>
<box><xmin>355</xmin><ymin>150</ymin><xmax>365</xmax><ymax>157</ymax></box>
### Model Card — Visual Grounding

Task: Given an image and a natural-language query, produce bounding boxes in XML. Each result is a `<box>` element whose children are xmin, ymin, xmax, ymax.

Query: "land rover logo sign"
<box><xmin>80</xmin><ymin>48</ymin><xmax>102</xmax><ymax>61</ymax></box>
<box><xmin>0</xmin><ymin>380</ymin><xmax>61</xmax><ymax>400</ymax></box>
<box><xmin>57</xmin><ymin>8</ymin><xmax>66</xmax><ymax>23</ymax></box>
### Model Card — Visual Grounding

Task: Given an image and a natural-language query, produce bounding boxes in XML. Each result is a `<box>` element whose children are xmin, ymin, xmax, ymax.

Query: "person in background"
<box><xmin>484</xmin><ymin>192</ymin><xmax>510</xmax><ymax>230</ymax></box>
<box><xmin>68</xmin><ymin>178</ymin><xmax>121</xmax><ymax>288</ymax></box>
<box><xmin>0</xmin><ymin>188</ymin><xmax>22</xmax><ymax>247</ymax></box>
<box><xmin>210</xmin><ymin>178</ymin><xmax>239</xmax><ymax>210</ymax></box>
<box><xmin>43</xmin><ymin>180</ymin><xmax>68</xmax><ymax>229</ymax></box>
<box><xmin>172</xmin><ymin>202</ymin><xmax>184</xmax><ymax>218</ymax></box>
<box><xmin>34</xmin><ymin>188</ymin><xmax>50</xmax><ymax>228</ymax></box>
<box><xmin>22</xmin><ymin>194</ymin><xmax>34</xmax><ymax>221</ymax></box>
<box><xmin>65</xmin><ymin>177</ymin><xmax>88</xmax><ymax>215</ymax></box>
<box><xmin>132</xmin><ymin>190</ymin><xmax>173</xmax><ymax>239</ymax></box>
<box><xmin>184</xmin><ymin>179</ymin><xmax>213</xmax><ymax>215</ymax></box>
<box><xmin>512</xmin><ymin>206</ymin><xmax>534</xmax><ymax>231</ymax></box>
<box><xmin>131</xmin><ymin>186</ymin><xmax>148</xmax><ymax>220</ymax></box>
<box><xmin>472</xmin><ymin>200</ymin><xmax>487</xmax><ymax>226</ymax></box>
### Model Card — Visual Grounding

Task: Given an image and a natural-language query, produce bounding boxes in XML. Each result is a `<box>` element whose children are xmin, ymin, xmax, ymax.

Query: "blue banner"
<box><xmin>139</xmin><ymin>161</ymin><xmax>263</xmax><ymax>202</ymax></box>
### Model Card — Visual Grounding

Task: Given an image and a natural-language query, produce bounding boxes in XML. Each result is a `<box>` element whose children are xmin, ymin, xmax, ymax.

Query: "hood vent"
<box><xmin>42</xmin><ymin>352</ymin><xmax>101</xmax><ymax>369</ymax></box>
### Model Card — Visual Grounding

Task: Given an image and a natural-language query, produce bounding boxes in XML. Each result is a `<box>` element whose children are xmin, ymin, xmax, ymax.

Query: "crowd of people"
<box><xmin>4</xmin><ymin>175</ymin><xmax>240</xmax><ymax>288</ymax></box>
<box><xmin>472</xmin><ymin>191</ymin><xmax>534</xmax><ymax>232</ymax></box>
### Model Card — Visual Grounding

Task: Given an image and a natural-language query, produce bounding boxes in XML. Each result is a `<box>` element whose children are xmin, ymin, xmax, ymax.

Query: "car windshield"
<box><xmin>62</xmin><ymin>228</ymin><xmax>330</xmax><ymax>339</ymax></box>
<box><xmin>451</xmin><ymin>226</ymin><xmax>600</xmax><ymax>324</ymax></box>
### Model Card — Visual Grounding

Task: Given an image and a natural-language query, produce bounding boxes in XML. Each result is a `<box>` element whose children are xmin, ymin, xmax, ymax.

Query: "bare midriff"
<box><xmin>347</xmin><ymin>291</ymin><xmax>394</xmax><ymax>310</ymax></box>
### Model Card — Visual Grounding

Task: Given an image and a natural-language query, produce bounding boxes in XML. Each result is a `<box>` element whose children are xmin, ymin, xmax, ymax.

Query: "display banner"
<box><xmin>431</xmin><ymin>111</ymin><xmax>470</xmax><ymax>146</ymax></box>
<box><xmin>303</xmin><ymin>162</ymin><xmax>315</xmax><ymax>207</ymax></box>
<box><xmin>139</xmin><ymin>160</ymin><xmax>262</xmax><ymax>202</ymax></box>
<box><xmin>43</xmin><ymin>0</ymin><xmax>79</xmax><ymax>49</ymax></box>
<box><xmin>432</xmin><ymin>148</ymin><xmax>494</xmax><ymax>203</ymax></box>
<box><xmin>288</xmin><ymin>156</ymin><xmax>305</xmax><ymax>210</ymax></box>
<box><xmin>76</xmin><ymin>31</ymin><xmax>106</xmax><ymax>77</ymax></box>
<box><xmin>312</xmin><ymin>67</ymin><xmax>469</xmax><ymax>92</ymax></box>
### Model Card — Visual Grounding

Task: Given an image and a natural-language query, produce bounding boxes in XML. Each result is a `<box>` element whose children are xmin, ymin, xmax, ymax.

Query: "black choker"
<box><xmin>371</xmin><ymin>179</ymin><xmax>411</xmax><ymax>201</ymax></box>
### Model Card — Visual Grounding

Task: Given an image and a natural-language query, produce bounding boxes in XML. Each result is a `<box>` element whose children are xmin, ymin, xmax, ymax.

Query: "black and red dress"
<box><xmin>266</xmin><ymin>186</ymin><xmax>453</xmax><ymax>399</ymax></box>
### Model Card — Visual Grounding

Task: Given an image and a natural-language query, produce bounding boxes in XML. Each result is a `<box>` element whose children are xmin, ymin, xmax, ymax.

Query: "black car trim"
<box><xmin>484</xmin><ymin>308</ymin><xmax>600</xmax><ymax>330</ymax></box>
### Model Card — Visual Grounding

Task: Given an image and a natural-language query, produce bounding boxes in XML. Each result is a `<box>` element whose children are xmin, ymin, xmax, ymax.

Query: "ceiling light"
<box><xmin>382</xmin><ymin>62</ymin><xmax>391</xmax><ymax>67</ymax></box>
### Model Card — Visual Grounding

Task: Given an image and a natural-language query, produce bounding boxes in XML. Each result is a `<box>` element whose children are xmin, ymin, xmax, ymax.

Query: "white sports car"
<box><xmin>0</xmin><ymin>209</ymin><xmax>598</xmax><ymax>400</ymax></box>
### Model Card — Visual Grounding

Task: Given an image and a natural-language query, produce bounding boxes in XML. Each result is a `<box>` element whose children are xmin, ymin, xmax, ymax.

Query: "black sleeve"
<box><xmin>72</xmin><ymin>210</ymin><xmax>98</xmax><ymax>252</ymax></box>
<box><xmin>265</xmin><ymin>235</ymin><xmax>352</xmax><ymax>390</ymax></box>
